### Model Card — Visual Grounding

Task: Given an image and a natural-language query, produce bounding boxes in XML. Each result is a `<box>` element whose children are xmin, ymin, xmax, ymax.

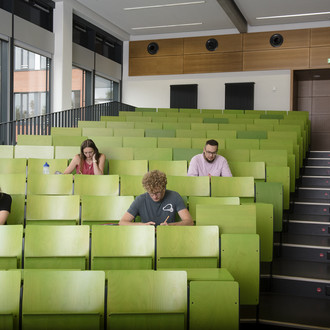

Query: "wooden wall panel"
<box><xmin>311</xmin><ymin>27</ymin><xmax>330</xmax><ymax>47</ymax></box>
<box><xmin>243</xmin><ymin>29</ymin><xmax>310</xmax><ymax>51</ymax></box>
<box><xmin>243</xmin><ymin>49</ymin><xmax>310</xmax><ymax>71</ymax></box>
<box><xmin>184</xmin><ymin>52</ymin><xmax>242</xmax><ymax>74</ymax></box>
<box><xmin>129</xmin><ymin>56</ymin><xmax>183</xmax><ymax>76</ymax></box>
<box><xmin>184</xmin><ymin>34</ymin><xmax>242</xmax><ymax>54</ymax></box>
<box><xmin>310</xmin><ymin>47</ymin><xmax>330</xmax><ymax>68</ymax></box>
<box><xmin>129</xmin><ymin>39</ymin><xmax>183</xmax><ymax>58</ymax></box>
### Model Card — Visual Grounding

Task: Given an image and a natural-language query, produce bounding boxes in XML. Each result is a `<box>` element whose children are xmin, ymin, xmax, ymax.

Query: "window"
<box><xmin>14</xmin><ymin>46</ymin><xmax>50</xmax><ymax>119</ymax></box>
<box><xmin>95</xmin><ymin>75</ymin><xmax>112</xmax><ymax>104</ymax></box>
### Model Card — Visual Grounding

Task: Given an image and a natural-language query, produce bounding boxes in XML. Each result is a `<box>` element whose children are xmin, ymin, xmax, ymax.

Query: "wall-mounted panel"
<box><xmin>72</xmin><ymin>43</ymin><xmax>94</xmax><ymax>71</ymax></box>
<box><xmin>129</xmin><ymin>39</ymin><xmax>183</xmax><ymax>58</ymax></box>
<box><xmin>0</xmin><ymin>9</ymin><xmax>12</xmax><ymax>38</ymax></box>
<box><xmin>243</xmin><ymin>49</ymin><xmax>309</xmax><ymax>71</ymax></box>
<box><xmin>184</xmin><ymin>52</ymin><xmax>242</xmax><ymax>74</ymax></box>
<box><xmin>243</xmin><ymin>29</ymin><xmax>310</xmax><ymax>51</ymax></box>
<box><xmin>310</xmin><ymin>47</ymin><xmax>330</xmax><ymax>69</ymax></box>
<box><xmin>95</xmin><ymin>53</ymin><xmax>122</xmax><ymax>81</ymax></box>
<box><xmin>184</xmin><ymin>34</ymin><xmax>242</xmax><ymax>54</ymax></box>
<box><xmin>129</xmin><ymin>56</ymin><xmax>183</xmax><ymax>76</ymax></box>
<box><xmin>311</xmin><ymin>27</ymin><xmax>330</xmax><ymax>47</ymax></box>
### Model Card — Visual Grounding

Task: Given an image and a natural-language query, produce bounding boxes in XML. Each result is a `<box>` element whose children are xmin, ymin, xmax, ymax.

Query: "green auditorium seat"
<box><xmin>0</xmin><ymin>145</ymin><xmax>14</xmax><ymax>158</ymax></box>
<box><xmin>180</xmin><ymin>108</ymin><xmax>200</xmax><ymax>114</ymax></box>
<box><xmin>16</xmin><ymin>134</ymin><xmax>52</xmax><ymax>145</ymax></box>
<box><xmin>162</xmin><ymin>122</ymin><xmax>191</xmax><ymax>129</ymax></box>
<box><xmin>24</xmin><ymin>225</ymin><xmax>90</xmax><ymax>269</ymax></box>
<box><xmin>51</xmin><ymin>127</ymin><xmax>82</xmax><ymax>136</ymax></box>
<box><xmin>223</xmin><ymin>109</ymin><xmax>244</xmax><ymax>114</ymax></box>
<box><xmin>26</xmin><ymin>195</ymin><xmax>80</xmax><ymax>225</ymax></box>
<box><xmin>78</xmin><ymin>120</ymin><xmax>106</xmax><ymax>128</ymax></box>
<box><xmin>164</xmin><ymin>112</ymin><xmax>189</xmax><ymax>118</ymax></box>
<box><xmin>101</xmin><ymin>116</ymin><xmax>123</xmax><ymax>121</ymax></box>
<box><xmin>113</xmin><ymin>128</ymin><xmax>145</xmax><ymax>137</ymax></box>
<box><xmin>246</xmin><ymin>123</ymin><xmax>274</xmax><ymax>131</ymax></box>
<box><xmin>190</xmin><ymin>123</ymin><xmax>218</xmax><ymax>130</ymax></box>
<box><xmin>225</xmin><ymin>138</ymin><xmax>260</xmax><ymax>150</ymax></box>
<box><xmin>27</xmin><ymin>174</ymin><xmax>73</xmax><ymax>195</ymax></box>
<box><xmin>52</xmin><ymin>135</ymin><xmax>87</xmax><ymax>146</ymax></box>
<box><xmin>178</xmin><ymin>117</ymin><xmax>203</xmax><ymax>123</ymax></box>
<box><xmin>218</xmin><ymin>123</ymin><xmax>246</xmax><ymax>131</ymax></box>
<box><xmin>134</xmin><ymin>147</ymin><xmax>172</xmax><ymax>161</ymax></box>
<box><xmin>158</xmin><ymin>137</ymin><xmax>191</xmax><ymax>148</ymax></box>
<box><xmin>81</xmin><ymin>195</ymin><xmax>134</xmax><ymax>225</ymax></box>
<box><xmin>152</xmin><ymin>116</ymin><xmax>178</xmax><ymax>123</ymax></box>
<box><xmin>22</xmin><ymin>269</ymin><xmax>105</xmax><ymax>330</ymax></box>
<box><xmin>176</xmin><ymin>129</ymin><xmax>206</xmax><ymax>138</ymax></box>
<box><xmin>6</xmin><ymin>194</ymin><xmax>25</xmax><ymax>225</ymax></box>
<box><xmin>15</xmin><ymin>145</ymin><xmax>54</xmax><ymax>159</ymax></box>
<box><xmin>134</xmin><ymin>122</ymin><xmax>162</xmax><ymax>129</ymax></box>
<box><xmin>237</xmin><ymin>113</ymin><xmax>261</xmax><ymax>119</ymax></box>
<box><xmin>106</xmin><ymin>270</ymin><xmax>187</xmax><ymax>330</ymax></box>
<box><xmin>203</xmin><ymin>118</ymin><xmax>229</xmax><ymax>124</ymax></box>
<box><xmin>0</xmin><ymin>225</ymin><xmax>23</xmax><ymax>269</ymax></box>
<box><xmin>145</xmin><ymin>129</ymin><xmax>175</xmax><ymax>137</ymax></box>
<box><xmin>156</xmin><ymin>226</ymin><xmax>219</xmax><ymax>269</ymax></box>
<box><xmin>123</xmin><ymin>137</ymin><xmax>157</xmax><ymax>148</ymax></box>
<box><xmin>229</xmin><ymin>161</ymin><xmax>266</xmax><ymax>182</ymax></box>
<box><xmin>135</xmin><ymin>107</ymin><xmax>157</xmax><ymax>112</ymax></box>
<box><xmin>109</xmin><ymin>160</ymin><xmax>148</xmax><ymax>176</ymax></box>
<box><xmin>27</xmin><ymin>158</ymin><xmax>68</xmax><ymax>175</ymax></box>
<box><xmin>228</xmin><ymin>118</ymin><xmax>254</xmax><ymax>124</ymax></box>
<box><xmin>126</xmin><ymin>116</ymin><xmax>152</xmax><ymax>122</ymax></box>
<box><xmin>0</xmin><ymin>158</ymin><xmax>26</xmax><ymax>175</ymax></box>
<box><xmin>172</xmin><ymin>148</ymin><xmax>202</xmax><ymax>162</ymax></box>
<box><xmin>120</xmin><ymin>175</ymin><xmax>145</xmax><ymax>196</ymax></box>
<box><xmin>54</xmin><ymin>146</ymin><xmax>80</xmax><ymax>159</ymax></box>
<box><xmin>221</xmin><ymin>234</ymin><xmax>259</xmax><ymax>305</ymax></box>
<box><xmin>158</xmin><ymin>107</ymin><xmax>179</xmax><ymax>112</ymax></box>
<box><xmin>0</xmin><ymin>270</ymin><xmax>21</xmax><ymax>330</ymax></box>
<box><xmin>0</xmin><ymin>174</ymin><xmax>26</xmax><ymax>194</ymax></box>
<box><xmin>119</xmin><ymin>110</ymin><xmax>142</xmax><ymax>116</ymax></box>
<box><xmin>149</xmin><ymin>160</ymin><xmax>187</xmax><ymax>176</ymax></box>
<box><xmin>107</xmin><ymin>122</ymin><xmax>135</xmax><ymax>129</ymax></box>
<box><xmin>207</xmin><ymin>130</ymin><xmax>237</xmax><ymax>139</ymax></box>
<box><xmin>74</xmin><ymin>174</ymin><xmax>120</xmax><ymax>196</ymax></box>
<box><xmin>101</xmin><ymin>147</ymin><xmax>134</xmax><ymax>161</ymax></box>
<box><xmin>82</xmin><ymin>128</ymin><xmax>114</xmax><ymax>137</ymax></box>
<box><xmin>167</xmin><ymin>175</ymin><xmax>210</xmax><ymax>197</ymax></box>
<box><xmin>237</xmin><ymin>130</ymin><xmax>267</xmax><ymax>139</ymax></box>
<box><xmin>91</xmin><ymin>225</ymin><xmax>155</xmax><ymax>270</ymax></box>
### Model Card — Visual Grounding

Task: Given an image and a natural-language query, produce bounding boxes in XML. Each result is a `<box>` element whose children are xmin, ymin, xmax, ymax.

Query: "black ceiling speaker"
<box><xmin>270</xmin><ymin>34</ymin><xmax>284</xmax><ymax>47</ymax></box>
<box><xmin>147</xmin><ymin>42</ymin><xmax>159</xmax><ymax>55</ymax></box>
<box><xmin>206</xmin><ymin>38</ymin><xmax>218</xmax><ymax>51</ymax></box>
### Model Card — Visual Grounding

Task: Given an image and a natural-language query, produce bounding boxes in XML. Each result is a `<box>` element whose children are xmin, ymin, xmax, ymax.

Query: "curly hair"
<box><xmin>142</xmin><ymin>170</ymin><xmax>167</xmax><ymax>193</ymax></box>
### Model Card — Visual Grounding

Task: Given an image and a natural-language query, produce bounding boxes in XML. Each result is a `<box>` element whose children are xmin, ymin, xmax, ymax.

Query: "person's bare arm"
<box><xmin>93</xmin><ymin>153</ymin><xmax>106</xmax><ymax>175</ymax></box>
<box><xmin>0</xmin><ymin>210</ymin><xmax>10</xmax><ymax>225</ymax></box>
<box><xmin>63</xmin><ymin>155</ymin><xmax>79</xmax><ymax>174</ymax></box>
<box><xmin>119</xmin><ymin>211</ymin><xmax>155</xmax><ymax>226</ymax></box>
<box><xmin>161</xmin><ymin>208</ymin><xmax>194</xmax><ymax>226</ymax></box>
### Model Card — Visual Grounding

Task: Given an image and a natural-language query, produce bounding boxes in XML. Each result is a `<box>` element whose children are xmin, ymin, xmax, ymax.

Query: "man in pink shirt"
<box><xmin>187</xmin><ymin>139</ymin><xmax>232</xmax><ymax>177</ymax></box>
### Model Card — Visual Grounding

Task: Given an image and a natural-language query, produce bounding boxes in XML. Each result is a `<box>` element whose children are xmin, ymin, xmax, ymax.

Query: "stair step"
<box><xmin>305</xmin><ymin>158</ymin><xmax>330</xmax><ymax>166</ymax></box>
<box><xmin>284</xmin><ymin>220</ymin><xmax>330</xmax><ymax>236</ymax></box>
<box><xmin>298</xmin><ymin>187</ymin><xmax>330</xmax><ymax>200</ymax></box>
<box><xmin>309</xmin><ymin>151</ymin><xmax>330</xmax><ymax>158</ymax></box>
<box><xmin>293</xmin><ymin>201</ymin><xmax>330</xmax><ymax>215</ymax></box>
<box><xmin>301</xmin><ymin>176</ymin><xmax>330</xmax><ymax>188</ymax></box>
<box><xmin>304</xmin><ymin>166</ymin><xmax>330</xmax><ymax>176</ymax></box>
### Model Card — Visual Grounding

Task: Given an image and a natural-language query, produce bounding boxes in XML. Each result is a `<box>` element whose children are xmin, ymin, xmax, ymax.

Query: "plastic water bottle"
<box><xmin>43</xmin><ymin>162</ymin><xmax>50</xmax><ymax>174</ymax></box>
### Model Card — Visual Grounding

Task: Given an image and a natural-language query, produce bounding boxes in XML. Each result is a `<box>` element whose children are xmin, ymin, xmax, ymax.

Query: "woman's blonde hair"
<box><xmin>142</xmin><ymin>170</ymin><xmax>167</xmax><ymax>193</ymax></box>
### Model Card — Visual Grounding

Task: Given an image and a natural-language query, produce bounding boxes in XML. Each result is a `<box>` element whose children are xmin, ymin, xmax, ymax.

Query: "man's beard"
<box><xmin>203</xmin><ymin>152</ymin><xmax>215</xmax><ymax>163</ymax></box>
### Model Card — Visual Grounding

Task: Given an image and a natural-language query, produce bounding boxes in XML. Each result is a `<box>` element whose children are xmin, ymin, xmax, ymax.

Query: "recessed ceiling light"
<box><xmin>132</xmin><ymin>22</ymin><xmax>203</xmax><ymax>30</ymax></box>
<box><xmin>256</xmin><ymin>11</ymin><xmax>330</xmax><ymax>20</ymax></box>
<box><xmin>124</xmin><ymin>1</ymin><xmax>205</xmax><ymax>11</ymax></box>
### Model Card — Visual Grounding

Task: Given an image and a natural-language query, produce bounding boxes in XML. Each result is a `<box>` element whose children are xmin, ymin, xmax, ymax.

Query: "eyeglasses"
<box><xmin>204</xmin><ymin>150</ymin><xmax>217</xmax><ymax>156</ymax></box>
<box><xmin>148</xmin><ymin>190</ymin><xmax>164</xmax><ymax>197</ymax></box>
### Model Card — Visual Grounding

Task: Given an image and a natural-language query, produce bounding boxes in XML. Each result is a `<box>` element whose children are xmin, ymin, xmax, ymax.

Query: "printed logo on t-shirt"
<box><xmin>163</xmin><ymin>204</ymin><xmax>174</xmax><ymax>212</ymax></box>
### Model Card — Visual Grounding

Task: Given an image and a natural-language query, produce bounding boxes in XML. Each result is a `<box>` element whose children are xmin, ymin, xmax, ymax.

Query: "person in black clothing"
<box><xmin>0</xmin><ymin>188</ymin><xmax>12</xmax><ymax>225</ymax></box>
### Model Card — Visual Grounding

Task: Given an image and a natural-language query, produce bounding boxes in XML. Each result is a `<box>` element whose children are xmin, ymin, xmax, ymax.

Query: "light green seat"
<box><xmin>224</xmin><ymin>109</ymin><xmax>244</xmax><ymax>114</ymax></box>
<box><xmin>74</xmin><ymin>174</ymin><xmax>119</xmax><ymax>196</ymax></box>
<box><xmin>218</xmin><ymin>123</ymin><xmax>246</xmax><ymax>131</ymax></box>
<box><xmin>188</xmin><ymin>196</ymin><xmax>240</xmax><ymax>221</ymax></box>
<box><xmin>196</xmin><ymin>204</ymin><xmax>256</xmax><ymax>234</ymax></box>
<box><xmin>149</xmin><ymin>160</ymin><xmax>187</xmax><ymax>176</ymax></box>
<box><xmin>24</xmin><ymin>225</ymin><xmax>90</xmax><ymax>269</ymax></box>
<box><xmin>211</xmin><ymin>177</ymin><xmax>255</xmax><ymax>203</ymax></box>
<box><xmin>203</xmin><ymin>118</ymin><xmax>229</xmax><ymax>124</ymax></box>
<box><xmin>152</xmin><ymin>116</ymin><xmax>178</xmax><ymax>123</ymax></box>
<box><xmin>255</xmin><ymin>182</ymin><xmax>283</xmax><ymax>232</ymax></box>
<box><xmin>134</xmin><ymin>147</ymin><xmax>172</xmax><ymax>161</ymax></box>
<box><xmin>107</xmin><ymin>270</ymin><xmax>187</xmax><ymax>330</ymax></box>
<box><xmin>0</xmin><ymin>270</ymin><xmax>21</xmax><ymax>330</ymax></box>
<box><xmin>225</xmin><ymin>138</ymin><xmax>260</xmax><ymax>150</ymax></box>
<box><xmin>90</xmin><ymin>136</ymin><xmax>122</xmax><ymax>148</ymax></box>
<box><xmin>201</xmin><ymin>109</ymin><xmax>223</xmax><ymax>114</ymax></box>
<box><xmin>109</xmin><ymin>160</ymin><xmax>147</xmax><ymax>176</ymax></box>
<box><xmin>207</xmin><ymin>130</ymin><xmax>237</xmax><ymax>139</ymax></box>
<box><xmin>134</xmin><ymin>122</ymin><xmax>162</xmax><ymax>129</ymax></box>
<box><xmin>0</xmin><ymin>158</ymin><xmax>26</xmax><ymax>174</ymax></box>
<box><xmin>229</xmin><ymin>161</ymin><xmax>266</xmax><ymax>181</ymax></box>
<box><xmin>176</xmin><ymin>129</ymin><xmax>206</xmax><ymax>138</ymax></box>
<box><xmin>22</xmin><ymin>269</ymin><xmax>105</xmax><ymax>330</ymax></box>
<box><xmin>16</xmin><ymin>134</ymin><xmax>52</xmax><ymax>145</ymax></box>
<box><xmin>135</xmin><ymin>107</ymin><xmax>157</xmax><ymax>112</ymax></box>
<box><xmin>123</xmin><ymin>137</ymin><xmax>157</xmax><ymax>148</ymax></box>
<box><xmin>26</xmin><ymin>195</ymin><xmax>80</xmax><ymax>225</ymax></box>
<box><xmin>260</xmin><ymin>114</ymin><xmax>284</xmax><ymax>120</ymax></box>
<box><xmin>78</xmin><ymin>121</ymin><xmax>106</xmax><ymax>128</ymax></box>
<box><xmin>167</xmin><ymin>176</ymin><xmax>210</xmax><ymax>197</ymax></box>
<box><xmin>0</xmin><ymin>225</ymin><xmax>23</xmax><ymax>269</ymax></box>
<box><xmin>191</xmin><ymin>113</ymin><xmax>214</xmax><ymax>118</ymax></box>
<box><xmin>237</xmin><ymin>113</ymin><xmax>261</xmax><ymax>119</ymax></box>
<box><xmin>254</xmin><ymin>119</ymin><xmax>279</xmax><ymax>125</ymax></box>
<box><xmin>52</xmin><ymin>135</ymin><xmax>87</xmax><ymax>146</ymax></box>
<box><xmin>81</xmin><ymin>195</ymin><xmax>134</xmax><ymax>225</ymax></box>
<box><xmin>180</xmin><ymin>108</ymin><xmax>200</xmax><ymax>114</ymax></box>
<box><xmin>246</xmin><ymin>124</ymin><xmax>274</xmax><ymax>131</ymax></box>
<box><xmin>218</xmin><ymin>149</ymin><xmax>250</xmax><ymax>162</ymax></box>
<box><xmin>228</xmin><ymin>118</ymin><xmax>254</xmax><ymax>125</ymax></box>
<box><xmin>54</xmin><ymin>146</ymin><xmax>80</xmax><ymax>159</ymax></box>
<box><xmin>107</xmin><ymin>122</ymin><xmax>134</xmax><ymax>129</ymax></box>
<box><xmin>178</xmin><ymin>117</ymin><xmax>203</xmax><ymax>123</ymax></box>
<box><xmin>27</xmin><ymin>174</ymin><xmax>73</xmax><ymax>195</ymax></box>
<box><xmin>0</xmin><ymin>145</ymin><xmax>14</xmax><ymax>158</ymax></box>
<box><xmin>51</xmin><ymin>127</ymin><xmax>82</xmax><ymax>136</ymax></box>
<box><xmin>158</xmin><ymin>137</ymin><xmax>191</xmax><ymax>148</ymax></box>
<box><xmin>142</xmin><ymin>112</ymin><xmax>161</xmax><ymax>117</ymax></box>
<box><xmin>162</xmin><ymin>122</ymin><xmax>190</xmax><ymax>129</ymax></box>
<box><xmin>166</xmin><ymin>113</ymin><xmax>190</xmax><ymax>118</ymax></box>
<box><xmin>221</xmin><ymin>234</ymin><xmax>259</xmax><ymax>305</ymax></box>
<box><xmin>245</xmin><ymin>110</ymin><xmax>266</xmax><ymax>115</ymax></box>
<box><xmin>27</xmin><ymin>158</ymin><xmax>68</xmax><ymax>175</ymax></box>
<box><xmin>113</xmin><ymin>128</ymin><xmax>144</xmax><ymax>137</ymax></box>
<box><xmin>14</xmin><ymin>145</ymin><xmax>54</xmax><ymax>159</ymax></box>
<box><xmin>119</xmin><ymin>111</ymin><xmax>142</xmax><ymax>117</ymax></box>
<box><xmin>120</xmin><ymin>175</ymin><xmax>145</xmax><ymax>196</ymax></box>
<box><xmin>157</xmin><ymin>226</ymin><xmax>219</xmax><ymax>269</ymax></box>
<box><xmin>0</xmin><ymin>174</ymin><xmax>26</xmax><ymax>194</ymax></box>
<box><xmin>126</xmin><ymin>116</ymin><xmax>152</xmax><ymax>122</ymax></box>
<box><xmin>158</xmin><ymin>108</ymin><xmax>179</xmax><ymax>113</ymax></box>
<box><xmin>101</xmin><ymin>147</ymin><xmax>133</xmax><ymax>160</ymax></box>
<box><xmin>6</xmin><ymin>194</ymin><xmax>25</xmax><ymax>225</ymax></box>
<box><xmin>145</xmin><ymin>129</ymin><xmax>175</xmax><ymax>137</ymax></box>
<box><xmin>191</xmin><ymin>123</ymin><xmax>218</xmax><ymax>130</ymax></box>
<box><xmin>101</xmin><ymin>116</ymin><xmax>123</xmax><ymax>121</ymax></box>
<box><xmin>91</xmin><ymin>225</ymin><xmax>155</xmax><ymax>270</ymax></box>
<box><xmin>189</xmin><ymin>281</ymin><xmax>239</xmax><ymax>330</ymax></box>
<box><xmin>237</xmin><ymin>130</ymin><xmax>267</xmax><ymax>139</ymax></box>
<box><xmin>172</xmin><ymin>148</ymin><xmax>202</xmax><ymax>161</ymax></box>
<box><xmin>82</xmin><ymin>128</ymin><xmax>114</xmax><ymax>136</ymax></box>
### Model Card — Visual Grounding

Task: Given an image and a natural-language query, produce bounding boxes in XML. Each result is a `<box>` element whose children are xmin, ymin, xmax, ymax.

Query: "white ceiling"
<box><xmin>74</xmin><ymin>0</ymin><xmax>330</xmax><ymax>38</ymax></box>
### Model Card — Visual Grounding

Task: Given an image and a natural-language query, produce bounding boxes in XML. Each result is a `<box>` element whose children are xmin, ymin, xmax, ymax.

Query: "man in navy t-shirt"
<box><xmin>119</xmin><ymin>170</ymin><xmax>193</xmax><ymax>226</ymax></box>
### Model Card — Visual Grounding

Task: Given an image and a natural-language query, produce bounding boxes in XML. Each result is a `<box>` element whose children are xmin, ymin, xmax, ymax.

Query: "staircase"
<box><xmin>258</xmin><ymin>150</ymin><xmax>330</xmax><ymax>329</ymax></box>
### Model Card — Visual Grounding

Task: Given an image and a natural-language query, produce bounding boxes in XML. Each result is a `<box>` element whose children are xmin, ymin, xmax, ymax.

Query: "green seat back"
<box><xmin>113</xmin><ymin>128</ymin><xmax>144</xmax><ymax>137</ymax></box>
<box><xmin>123</xmin><ymin>137</ymin><xmax>157</xmax><ymax>148</ymax></box>
<box><xmin>16</xmin><ymin>134</ymin><xmax>52</xmax><ymax>145</ymax></box>
<box><xmin>218</xmin><ymin>149</ymin><xmax>250</xmax><ymax>162</ymax></box>
<box><xmin>162</xmin><ymin>122</ymin><xmax>190</xmax><ymax>129</ymax></box>
<box><xmin>145</xmin><ymin>129</ymin><xmax>175</xmax><ymax>137</ymax></box>
<box><xmin>172</xmin><ymin>148</ymin><xmax>202</xmax><ymax>161</ymax></box>
<box><xmin>78</xmin><ymin>120</ymin><xmax>106</xmax><ymax>128</ymax></box>
<box><xmin>52</xmin><ymin>135</ymin><xmax>87</xmax><ymax>146</ymax></box>
<box><xmin>0</xmin><ymin>174</ymin><xmax>26</xmax><ymax>194</ymax></box>
<box><xmin>120</xmin><ymin>175</ymin><xmax>145</xmax><ymax>196</ymax></box>
<box><xmin>26</xmin><ymin>195</ymin><xmax>80</xmax><ymax>225</ymax></box>
<box><xmin>191</xmin><ymin>123</ymin><xmax>218</xmax><ymax>130</ymax></box>
<box><xmin>22</xmin><ymin>270</ymin><xmax>105</xmax><ymax>329</ymax></box>
<box><xmin>27</xmin><ymin>158</ymin><xmax>68</xmax><ymax>175</ymax></box>
<box><xmin>180</xmin><ymin>108</ymin><xmax>200</xmax><ymax>114</ymax></box>
<box><xmin>134</xmin><ymin>122</ymin><xmax>162</xmax><ymax>129</ymax></box>
<box><xmin>229</xmin><ymin>161</ymin><xmax>265</xmax><ymax>181</ymax></box>
<box><xmin>158</xmin><ymin>137</ymin><xmax>191</xmax><ymax>148</ymax></box>
<box><xmin>15</xmin><ymin>145</ymin><xmax>54</xmax><ymax>159</ymax></box>
<box><xmin>51</xmin><ymin>127</ymin><xmax>82</xmax><ymax>136</ymax></box>
<box><xmin>0</xmin><ymin>158</ymin><xmax>26</xmax><ymax>174</ymax></box>
<box><xmin>74</xmin><ymin>174</ymin><xmax>119</xmax><ymax>196</ymax></box>
<box><xmin>27</xmin><ymin>174</ymin><xmax>73</xmax><ymax>195</ymax></box>
<box><xmin>81</xmin><ymin>195</ymin><xmax>134</xmax><ymax>225</ymax></box>
<box><xmin>218</xmin><ymin>123</ymin><xmax>245</xmax><ymax>131</ymax></box>
<box><xmin>89</xmin><ymin>136</ymin><xmax>123</xmax><ymax>148</ymax></box>
<box><xmin>91</xmin><ymin>225</ymin><xmax>155</xmax><ymax>270</ymax></box>
<box><xmin>101</xmin><ymin>147</ymin><xmax>133</xmax><ymax>160</ymax></box>
<box><xmin>0</xmin><ymin>145</ymin><xmax>14</xmax><ymax>158</ymax></box>
<box><xmin>119</xmin><ymin>111</ymin><xmax>143</xmax><ymax>117</ymax></box>
<box><xmin>107</xmin><ymin>122</ymin><xmax>134</xmax><ymax>129</ymax></box>
<box><xmin>203</xmin><ymin>118</ymin><xmax>229</xmax><ymax>124</ymax></box>
<box><xmin>54</xmin><ymin>146</ymin><xmax>80</xmax><ymax>159</ymax></box>
<box><xmin>149</xmin><ymin>160</ymin><xmax>187</xmax><ymax>176</ymax></box>
<box><xmin>152</xmin><ymin>116</ymin><xmax>178</xmax><ymax>123</ymax></box>
<box><xmin>157</xmin><ymin>226</ymin><xmax>219</xmax><ymax>269</ymax></box>
<box><xmin>109</xmin><ymin>160</ymin><xmax>148</xmax><ymax>176</ymax></box>
<box><xmin>0</xmin><ymin>270</ymin><xmax>21</xmax><ymax>330</ymax></box>
<box><xmin>0</xmin><ymin>225</ymin><xmax>23</xmax><ymax>269</ymax></box>
<box><xmin>82</xmin><ymin>128</ymin><xmax>114</xmax><ymax>136</ymax></box>
<box><xmin>237</xmin><ymin>130</ymin><xmax>267</xmax><ymax>139</ymax></box>
<box><xmin>134</xmin><ymin>147</ymin><xmax>172</xmax><ymax>161</ymax></box>
<box><xmin>135</xmin><ymin>107</ymin><xmax>157</xmax><ymax>112</ymax></box>
<box><xmin>176</xmin><ymin>129</ymin><xmax>206</xmax><ymax>138</ymax></box>
<box><xmin>221</xmin><ymin>234</ymin><xmax>259</xmax><ymax>305</ymax></box>
<box><xmin>6</xmin><ymin>194</ymin><xmax>25</xmax><ymax>225</ymax></box>
<box><xmin>225</xmin><ymin>138</ymin><xmax>260</xmax><ymax>150</ymax></box>
<box><xmin>101</xmin><ymin>116</ymin><xmax>123</xmax><ymax>121</ymax></box>
<box><xmin>107</xmin><ymin>270</ymin><xmax>187</xmax><ymax>330</ymax></box>
<box><xmin>250</xmin><ymin>149</ymin><xmax>287</xmax><ymax>166</ymax></box>
<box><xmin>126</xmin><ymin>116</ymin><xmax>152</xmax><ymax>122</ymax></box>
<box><xmin>207</xmin><ymin>130</ymin><xmax>237</xmax><ymax>139</ymax></box>
<box><xmin>24</xmin><ymin>225</ymin><xmax>90</xmax><ymax>269</ymax></box>
<box><xmin>167</xmin><ymin>176</ymin><xmax>210</xmax><ymax>197</ymax></box>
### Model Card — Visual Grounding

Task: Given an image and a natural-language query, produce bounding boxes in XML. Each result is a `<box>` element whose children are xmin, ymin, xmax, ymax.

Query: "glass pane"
<box><xmin>72</xmin><ymin>66</ymin><xmax>86</xmax><ymax>108</ymax></box>
<box><xmin>95</xmin><ymin>75</ymin><xmax>112</xmax><ymax>104</ymax></box>
<box><xmin>13</xmin><ymin>46</ymin><xmax>50</xmax><ymax>119</ymax></box>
